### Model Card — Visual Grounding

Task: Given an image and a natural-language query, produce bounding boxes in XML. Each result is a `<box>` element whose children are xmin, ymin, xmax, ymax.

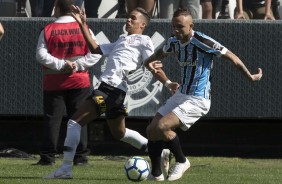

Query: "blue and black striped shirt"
<box><xmin>163</xmin><ymin>30</ymin><xmax>228</xmax><ymax>99</ymax></box>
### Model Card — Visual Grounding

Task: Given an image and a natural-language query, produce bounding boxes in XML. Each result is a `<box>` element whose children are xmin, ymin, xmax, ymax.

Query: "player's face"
<box><xmin>172</xmin><ymin>15</ymin><xmax>193</xmax><ymax>43</ymax></box>
<box><xmin>126</xmin><ymin>10</ymin><xmax>146</xmax><ymax>35</ymax></box>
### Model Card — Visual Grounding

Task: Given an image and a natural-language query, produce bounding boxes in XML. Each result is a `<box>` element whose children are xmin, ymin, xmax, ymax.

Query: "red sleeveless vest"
<box><xmin>43</xmin><ymin>21</ymin><xmax>90</xmax><ymax>91</ymax></box>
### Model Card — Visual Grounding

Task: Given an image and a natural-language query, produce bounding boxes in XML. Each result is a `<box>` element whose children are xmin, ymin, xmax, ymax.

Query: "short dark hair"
<box><xmin>173</xmin><ymin>8</ymin><xmax>192</xmax><ymax>18</ymax></box>
<box><xmin>134</xmin><ymin>7</ymin><xmax>151</xmax><ymax>26</ymax></box>
<box><xmin>56</xmin><ymin>0</ymin><xmax>74</xmax><ymax>15</ymax></box>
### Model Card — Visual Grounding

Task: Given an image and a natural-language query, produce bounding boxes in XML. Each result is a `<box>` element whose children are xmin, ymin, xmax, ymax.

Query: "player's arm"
<box><xmin>36</xmin><ymin>30</ymin><xmax>73</xmax><ymax>71</ymax></box>
<box><xmin>75</xmin><ymin>29</ymin><xmax>102</xmax><ymax>71</ymax></box>
<box><xmin>222</xmin><ymin>50</ymin><xmax>262</xmax><ymax>81</ymax></box>
<box><xmin>144</xmin><ymin>48</ymin><xmax>179</xmax><ymax>93</ymax></box>
<box><xmin>144</xmin><ymin>48</ymin><xmax>168</xmax><ymax>81</ymax></box>
<box><xmin>0</xmin><ymin>23</ymin><xmax>4</xmax><ymax>41</ymax></box>
<box><xmin>71</xmin><ymin>6</ymin><xmax>102</xmax><ymax>54</ymax></box>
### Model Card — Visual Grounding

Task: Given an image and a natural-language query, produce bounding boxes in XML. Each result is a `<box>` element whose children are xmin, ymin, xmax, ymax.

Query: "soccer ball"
<box><xmin>124</xmin><ymin>156</ymin><xmax>150</xmax><ymax>181</ymax></box>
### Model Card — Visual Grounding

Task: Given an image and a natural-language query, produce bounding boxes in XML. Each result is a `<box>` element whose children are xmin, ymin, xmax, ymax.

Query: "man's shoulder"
<box><xmin>193</xmin><ymin>31</ymin><xmax>214</xmax><ymax>41</ymax></box>
<box><xmin>141</xmin><ymin>35</ymin><xmax>153</xmax><ymax>42</ymax></box>
<box><xmin>166</xmin><ymin>36</ymin><xmax>178</xmax><ymax>44</ymax></box>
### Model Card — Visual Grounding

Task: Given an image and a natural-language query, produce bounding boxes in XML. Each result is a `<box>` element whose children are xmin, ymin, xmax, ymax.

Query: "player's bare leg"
<box><xmin>107</xmin><ymin>115</ymin><xmax>148</xmax><ymax>150</ymax></box>
<box><xmin>147</xmin><ymin>112</ymin><xmax>190</xmax><ymax>181</ymax></box>
<box><xmin>44</xmin><ymin>99</ymin><xmax>99</xmax><ymax>179</ymax></box>
<box><xmin>155</xmin><ymin>113</ymin><xmax>190</xmax><ymax>181</ymax></box>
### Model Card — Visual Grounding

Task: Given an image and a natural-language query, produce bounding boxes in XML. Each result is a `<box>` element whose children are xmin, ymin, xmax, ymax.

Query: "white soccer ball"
<box><xmin>124</xmin><ymin>156</ymin><xmax>150</xmax><ymax>181</ymax></box>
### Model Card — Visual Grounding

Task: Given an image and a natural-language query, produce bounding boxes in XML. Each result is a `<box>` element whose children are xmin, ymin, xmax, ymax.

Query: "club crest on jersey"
<box><xmin>127</xmin><ymin>35</ymin><xmax>141</xmax><ymax>44</ymax></box>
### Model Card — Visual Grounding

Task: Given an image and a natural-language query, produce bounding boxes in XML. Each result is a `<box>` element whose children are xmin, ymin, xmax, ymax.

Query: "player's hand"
<box><xmin>62</xmin><ymin>60</ymin><xmax>76</xmax><ymax>73</ymax></box>
<box><xmin>71</xmin><ymin>5</ymin><xmax>86</xmax><ymax>25</ymax></box>
<box><xmin>167</xmin><ymin>82</ymin><xmax>179</xmax><ymax>94</ymax></box>
<box><xmin>250</xmin><ymin>68</ymin><xmax>262</xmax><ymax>81</ymax></box>
<box><xmin>148</xmin><ymin>60</ymin><xmax>162</xmax><ymax>73</ymax></box>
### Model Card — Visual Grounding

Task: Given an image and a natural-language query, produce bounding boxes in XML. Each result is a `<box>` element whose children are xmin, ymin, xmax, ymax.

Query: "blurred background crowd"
<box><xmin>0</xmin><ymin>0</ymin><xmax>281</xmax><ymax>20</ymax></box>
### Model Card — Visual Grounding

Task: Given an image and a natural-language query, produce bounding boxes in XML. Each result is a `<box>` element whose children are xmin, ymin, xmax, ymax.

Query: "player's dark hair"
<box><xmin>134</xmin><ymin>7</ymin><xmax>151</xmax><ymax>26</ymax></box>
<box><xmin>173</xmin><ymin>8</ymin><xmax>192</xmax><ymax>18</ymax></box>
<box><xmin>56</xmin><ymin>0</ymin><xmax>74</xmax><ymax>15</ymax></box>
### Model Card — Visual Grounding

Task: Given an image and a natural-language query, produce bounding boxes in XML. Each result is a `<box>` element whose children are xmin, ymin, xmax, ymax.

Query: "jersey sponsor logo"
<box><xmin>176</xmin><ymin>51</ymin><xmax>197</xmax><ymax>67</ymax></box>
<box><xmin>177</xmin><ymin>60</ymin><xmax>197</xmax><ymax>67</ymax></box>
<box><xmin>93</xmin><ymin>26</ymin><xmax>166</xmax><ymax>114</ymax></box>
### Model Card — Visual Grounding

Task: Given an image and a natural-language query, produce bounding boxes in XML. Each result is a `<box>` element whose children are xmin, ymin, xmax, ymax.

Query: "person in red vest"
<box><xmin>35</xmin><ymin>0</ymin><xmax>101</xmax><ymax>166</ymax></box>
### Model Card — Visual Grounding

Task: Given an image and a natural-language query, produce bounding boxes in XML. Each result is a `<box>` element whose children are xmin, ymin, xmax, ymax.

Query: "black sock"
<box><xmin>140</xmin><ymin>143</ymin><xmax>147</xmax><ymax>152</ymax></box>
<box><xmin>165</xmin><ymin>135</ymin><xmax>186</xmax><ymax>163</ymax></box>
<box><xmin>147</xmin><ymin>140</ymin><xmax>164</xmax><ymax>176</ymax></box>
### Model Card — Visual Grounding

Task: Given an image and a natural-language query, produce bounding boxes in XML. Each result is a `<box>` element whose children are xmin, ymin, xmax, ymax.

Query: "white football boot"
<box><xmin>44</xmin><ymin>166</ymin><xmax>72</xmax><ymax>179</ymax></box>
<box><xmin>147</xmin><ymin>173</ymin><xmax>165</xmax><ymax>181</ymax></box>
<box><xmin>167</xmin><ymin>158</ymin><xmax>190</xmax><ymax>181</ymax></box>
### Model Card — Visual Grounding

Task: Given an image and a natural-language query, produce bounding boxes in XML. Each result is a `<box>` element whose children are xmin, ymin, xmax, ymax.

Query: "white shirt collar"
<box><xmin>55</xmin><ymin>16</ymin><xmax>76</xmax><ymax>23</ymax></box>
<box><xmin>179</xmin><ymin>30</ymin><xmax>194</xmax><ymax>46</ymax></box>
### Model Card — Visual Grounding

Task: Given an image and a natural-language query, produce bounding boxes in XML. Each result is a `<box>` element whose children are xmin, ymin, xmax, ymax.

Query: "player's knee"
<box><xmin>163</xmin><ymin>130</ymin><xmax>176</xmax><ymax>142</ymax></box>
<box><xmin>146</xmin><ymin>124</ymin><xmax>155</xmax><ymax>138</ymax></box>
<box><xmin>146</xmin><ymin>116</ymin><xmax>162</xmax><ymax>138</ymax></box>
<box><xmin>146</xmin><ymin>123</ymin><xmax>166</xmax><ymax>140</ymax></box>
<box><xmin>157</xmin><ymin>121</ymin><xmax>169</xmax><ymax>133</ymax></box>
<box><xmin>156</xmin><ymin>122</ymin><xmax>172</xmax><ymax>140</ymax></box>
<box><xmin>111</xmin><ymin>129</ymin><xmax>125</xmax><ymax>140</ymax></box>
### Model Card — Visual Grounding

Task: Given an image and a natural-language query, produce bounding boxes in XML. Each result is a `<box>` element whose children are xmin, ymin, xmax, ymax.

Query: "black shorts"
<box><xmin>88</xmin><ymin>82</ymin><xmax>128</xmax><ymax>119</ymax></box>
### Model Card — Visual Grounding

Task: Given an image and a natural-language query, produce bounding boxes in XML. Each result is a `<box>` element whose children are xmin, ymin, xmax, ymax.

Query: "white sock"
<box><xmin>120</xmin><ymin>128</ymin><xmax>148</xmax><ymax>149</ymax></box>
<box><xmin>61</xmin><ymin>119</ymin><xmax>81</xmax><ymax>169</ymax></box>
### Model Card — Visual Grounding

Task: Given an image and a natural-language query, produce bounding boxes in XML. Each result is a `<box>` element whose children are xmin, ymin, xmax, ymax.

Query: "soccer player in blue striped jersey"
<box><xmin>144</xmin><ymin>8</ymin><xmax>263</xmax><ymax>181</ymax></box>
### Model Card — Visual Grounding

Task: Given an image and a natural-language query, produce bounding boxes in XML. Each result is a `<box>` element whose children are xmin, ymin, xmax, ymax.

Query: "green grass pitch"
<box><xmin>0</xmin><ymin>155</ymin><xmax>282</xmax><ymax>184</ymax></box>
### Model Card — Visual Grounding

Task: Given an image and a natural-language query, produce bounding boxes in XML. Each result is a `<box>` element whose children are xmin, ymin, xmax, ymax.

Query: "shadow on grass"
<box><xmin>192</xmin><ymin>163</ymin><xmax>211</xmax><ymax>168</ymax></box>
<box><xmin>0</xmin><ymin>176</ymin><xmax>125</xmax><ymax>181</ymax></box>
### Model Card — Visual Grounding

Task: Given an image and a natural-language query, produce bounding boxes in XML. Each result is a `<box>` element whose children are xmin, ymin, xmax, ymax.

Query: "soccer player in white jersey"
<box><xmin>44</xmin><ymin>6</ymin><xmax>164</xmax><ymax>179</ymax></box>
<box><xmin>144</xmin><ymin>8</ymin><xmax>263</xmax><ymax>181</ymax></box>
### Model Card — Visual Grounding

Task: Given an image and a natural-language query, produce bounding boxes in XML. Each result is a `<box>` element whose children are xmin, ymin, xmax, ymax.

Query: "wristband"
<box><xmin>164</xmin><ymin>80</ymin><xmax>172</xmax><ymax>88</ymax></box>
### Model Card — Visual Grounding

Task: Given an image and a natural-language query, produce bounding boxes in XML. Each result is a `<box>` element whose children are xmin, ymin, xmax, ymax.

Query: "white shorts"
<box><xmin>158</xmin><ymin>91</ymin><xmax>211</xmax><ymax>131</ymax></box>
